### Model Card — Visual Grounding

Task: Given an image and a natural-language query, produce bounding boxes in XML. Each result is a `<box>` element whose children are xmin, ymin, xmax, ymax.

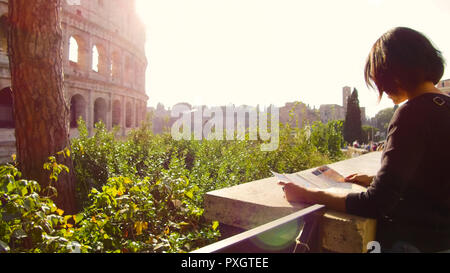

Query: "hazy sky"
<box><xmin>135</xmin><ymin>0</ymin><xmax>450</xmax><ymax>118</ymax></box>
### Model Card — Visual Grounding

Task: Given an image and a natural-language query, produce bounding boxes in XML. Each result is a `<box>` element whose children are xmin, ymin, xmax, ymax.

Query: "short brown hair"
<box><xmin>364</xmin><ymin>27</ymin><xmax>445</xmax><ymax>99</ymax></box>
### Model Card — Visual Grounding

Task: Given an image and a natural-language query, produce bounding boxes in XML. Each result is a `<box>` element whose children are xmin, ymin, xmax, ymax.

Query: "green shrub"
<box><xmin>1</xmin><ymin>117</ymin><xmax>347</xmax><ymax>253</ymax></box>
<box><xmin>0</xmin><ymin>163</ymin><xmax>87</xmax><ymax>253</ymax></box>
<box><xmin>309</xmin><ymin>120</ymin><xmax>345</xmax><ymax>161</ymax></box>
<box><xmin>0</xmin><ymin>160</ymin><xmax>219</xmax><ymax>253</ymax></box>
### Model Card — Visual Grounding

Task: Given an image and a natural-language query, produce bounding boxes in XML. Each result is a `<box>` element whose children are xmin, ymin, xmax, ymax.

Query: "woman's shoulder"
<box><xmin>395</xmin><ymin>93</ymin><xmax>450</xmax><ymax>122</ymax></box>
<box><xmin>406</xmin><ymin>92</ymin><xmax>450</xmax><ymax>108</ymax></box>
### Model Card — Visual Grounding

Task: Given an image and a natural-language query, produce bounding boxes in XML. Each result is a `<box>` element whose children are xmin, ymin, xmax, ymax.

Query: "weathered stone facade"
<box><xmin>320</xmin><ymin>87</ymin><xmax>366</xmax><ymax>124</ymax></box>
<box><xmin>0</xmin><ymin>0</ymin><xmax>148</xmax><ymax>162</ymax></box>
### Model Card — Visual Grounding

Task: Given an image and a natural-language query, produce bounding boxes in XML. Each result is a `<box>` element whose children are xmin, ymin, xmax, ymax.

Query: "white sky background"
<box><xmin>135</xmin><ymin>0</ymin><xmax>450</xmax><ymax>118</ymax></box>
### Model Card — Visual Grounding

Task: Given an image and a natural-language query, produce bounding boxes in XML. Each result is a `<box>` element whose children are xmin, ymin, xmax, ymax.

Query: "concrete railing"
<box><xmin>203</xmin><ymin>152</ymin><xmax>382</xmax><ymax>253</ymax></box>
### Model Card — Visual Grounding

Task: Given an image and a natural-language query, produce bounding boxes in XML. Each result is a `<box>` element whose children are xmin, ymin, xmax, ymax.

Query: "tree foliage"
<box><xmin>361</xmin><ymin>125</ymin><xmax>379</xmax><ymax>144</ymax></box>
<box><xmin>374</xmin><ymin>107</ymin><xmax>397</xmax><ymax>131</ymax></box>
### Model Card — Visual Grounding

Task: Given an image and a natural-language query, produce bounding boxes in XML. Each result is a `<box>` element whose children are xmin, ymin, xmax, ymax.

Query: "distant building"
<box><xmin>318</xmin><ymin>86</ymin><xmax>366</xmax><ymax>124</ymax></box>
<box><xmin>342</xmin><ymin>86</ymin><xmax>352</xmax><ymax>111</ymax></box>
<box><xmin>319</xmin><ymin>104</ymin><xmax>345</xmax><ymax>124</ymax></box>
<box><xmin>279</xmin><ymin>102</ymin><xmax>320</xmax><ymax>127</ymax></box>
<box><xmin>437</xmin><ymin>79</ymin><xmax>450</xmax><ymax>95</ymax></box>
<box><xmin>360</xmin><ymin>107</ymin><xmax>367</xmax><ymax>124</ymax></box>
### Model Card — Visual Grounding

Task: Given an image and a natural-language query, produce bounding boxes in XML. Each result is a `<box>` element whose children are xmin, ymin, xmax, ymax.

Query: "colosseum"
<box><xmin>0</xmin><ymin>0</ymin><xmax>149</xmax><ymax>162</ymax></box>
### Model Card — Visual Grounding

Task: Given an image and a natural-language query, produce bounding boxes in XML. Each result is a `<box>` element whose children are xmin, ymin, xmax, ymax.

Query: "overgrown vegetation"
<box><xmin>1</xmin><ymin>118</ymin><xmax>346</xmax><ymax>253</ymax></box>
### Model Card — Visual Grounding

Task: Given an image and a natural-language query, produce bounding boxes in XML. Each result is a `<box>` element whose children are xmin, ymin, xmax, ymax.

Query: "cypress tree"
<box><xmin>344</xmin><ymin>88</ymin><xmax>363</xmax><ymax>144</ymax></box>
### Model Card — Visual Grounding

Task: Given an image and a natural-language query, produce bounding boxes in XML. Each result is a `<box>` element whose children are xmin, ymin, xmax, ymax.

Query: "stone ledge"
<box><xmin>203</xmin><ymin>152</ymin><xmax>382</xmax><ymax>253</ymax></box>
<box><xmin>320</xmin><ymin>211</ymin><xmax>377</xmax><ymax>253</ymax></box>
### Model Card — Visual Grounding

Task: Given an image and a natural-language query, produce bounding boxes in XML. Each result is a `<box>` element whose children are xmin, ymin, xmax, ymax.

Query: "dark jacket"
<box><xmin>346</xmin><ymin>93</ymin><xmax>450</xmax><ymax>252</ymax></box>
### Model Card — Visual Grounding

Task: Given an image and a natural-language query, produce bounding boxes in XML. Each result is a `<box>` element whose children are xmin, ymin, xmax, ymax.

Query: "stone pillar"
<box><xmin>120</xmin><ymin>51</ymin><xmax>125</xmax><ymax>86</ymax></box>
<box><xmin>106</xmin><ymin>93</ymin><xmax>112</xmax><ymax>131</ymax></box>
<box><xmin>87</xmin><ymin>35</ymin><xmax>93</xmax><ymax>74</ymax></box>
<box><xmin>135</xmin><ymin>99</ymin><xmax>140</xmax><ymax>128</ymax></box>
<box><xmin>121</xmin><ymin>96</ymin><xmax>126</xmax><ymax>136</ymax></box>
<box><xmin>88</xmin><ymin>93</ymin><xmax>94</xmax><ymax>135</ymax></box>
<box><xmin>106</xmin><ymin>40</ymin><xmax>112</xmax><ymax>82</ymax></box>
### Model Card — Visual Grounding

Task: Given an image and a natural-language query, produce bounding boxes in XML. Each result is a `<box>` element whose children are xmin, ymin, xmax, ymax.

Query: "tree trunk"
<box><xmin>8</xmin><ymin>0</ymin><xmax>77</xmax><ymax>214</ymax></box>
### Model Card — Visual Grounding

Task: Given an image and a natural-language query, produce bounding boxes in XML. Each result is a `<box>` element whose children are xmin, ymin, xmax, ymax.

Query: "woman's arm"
<box><xmin>279</xmin><ymin>182</ymin><xmax>348</xmax><ymax>212</ymax></box>
<box><xmin>281</xmin><ymin>105</ymin><xmax>426</xmax><ymax>218</ymax></box>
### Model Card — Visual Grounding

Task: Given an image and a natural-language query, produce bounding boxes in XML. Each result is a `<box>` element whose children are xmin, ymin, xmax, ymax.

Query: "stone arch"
<box><xmin>0</xmin><ymin>15</ymin><xmax>8</xmax><ymax>54</ymax></box>
<box><xmin>70</xmin><ymin>94</ymin><xmax>87</xmax><ymax>128</ymax></box>
<box><xmin>138</xmin><ymin>102</ymin><xmax>146</xmax><ymax>127</ymax></box>
<box><xmin>125</xmin><ymin>101</ymin><xmax>133</xmax><ymax>128</ymax></box>
<box><xmin>68</xmin><ymin>34</ymin><xmax>88</xmax><ymax>69</ymax></box>
<box><xmin>135</xmin><ymin>103</ymin><xmax>140</xmax><ymax>127</ymax></box>
<box><xmin>112</xmin><ymin>100</ymin><xmax>121</xmax><ymax>127</ymax></box>
<box><xmin>0</xmin><ymin>87</ymin><xmax>14</xmax><ymax>128</ymax></box>
<box><xmin>93</xmin><ymin>97</ymin><xmax>107</xmax><ymax>126</ymax></box>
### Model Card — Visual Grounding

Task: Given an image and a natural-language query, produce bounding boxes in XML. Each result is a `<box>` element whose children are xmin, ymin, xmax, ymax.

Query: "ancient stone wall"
<box><xmin>438</xmin><ymin>79</ymin><xmax>450</xmax><ymax>95</ymax></box>
<box><xmin>0</xmin><ymin>0</ymin><xmax>149</xmax><ymax>162</ymax></box>
<box><xmin>0</xmin><ymin>0</ymin><xmax>148</xmax><ymax>144</ymax></box>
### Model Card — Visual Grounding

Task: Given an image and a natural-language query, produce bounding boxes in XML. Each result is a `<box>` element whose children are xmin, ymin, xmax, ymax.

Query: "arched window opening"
<box><xmin>0</xmin><ymin>16</ymin><xmax>9</xmax><ymax>54</ymax></box>
<box><xmin>92</xmin><ymin>44</ymin><xmax>107</xmax><ymax>75</ymax></box>
<box><xmin>0</xmin><ymin>87</ymin><xmax>14</xmax><ymax>128</ymax></box>
<box><xmin>112</xmin><ymin>100</ymin><xmax>121</xmax><ymax>127</ymax></box>
<box><xmin>70</xmin><ymin>94</ymin><xmax>87</xmax><ymax>128</ymax></box>
<box><xmin>94</xmin><ymin>98</ymin><xmax>107</xmax><ymax>126</ymax></box>
<box><xmin>69</xmin><ymin>36</ymin><xmax>79</xmax><ymax>63</ymax></box>
<box><xmin>92</xmin><ymin>45</ymin><xmax>99</xmax><ymax>72</ymax></box>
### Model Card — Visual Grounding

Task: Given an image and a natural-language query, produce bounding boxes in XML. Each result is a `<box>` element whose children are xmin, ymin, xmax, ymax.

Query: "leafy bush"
<box><xmin>70</xmin><ymin>173</ymin><xmax>219</xmax><ymax>253</ymax></box>
<box><xmin>0</xmin><ymin>161</ymin><xmax>219</xmax><ymax>253</ymax></box>
<box><xmin>0</xmin><ymin>164</ymin><xmax>86</xmax><ymax>253</ymax></box>
<box><xmin>309</xmin><ymin>120</ymin><xmax>345</xmax><ymax>161</ymax></box>
<box><xmin>1</xmin><ymin>117</ymin><xmax>347</xmax><ymax>253</ymax></box>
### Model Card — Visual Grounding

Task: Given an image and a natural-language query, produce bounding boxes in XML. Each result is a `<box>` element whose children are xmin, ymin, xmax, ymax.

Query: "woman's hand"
<box><xmin>344</xmin><ymin>174</ymin><xmax>374</xmax><ymax>187</ymax></box>
<box><xmin>278</xmin><ymin>182</ymin><xmax>315</xmax><ymax>204</ymax></box>
<box><xmin>278</xmin><ymin>181</ymin><xmax>348</xmax><ymax>212</ymax></box>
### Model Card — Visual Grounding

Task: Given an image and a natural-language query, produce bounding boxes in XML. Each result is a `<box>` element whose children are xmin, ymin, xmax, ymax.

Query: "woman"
<box><xmin>279</xmin><ymin>27</ymin><xmax>450</xmax><ymax>252</ymax></box>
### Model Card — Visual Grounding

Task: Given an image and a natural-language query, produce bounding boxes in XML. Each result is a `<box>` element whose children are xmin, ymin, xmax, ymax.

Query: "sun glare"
<box><xmin>135</xmin><ymin>0</ymin><xmax>149</xmax><ymax>23</ymax></box>
<box><xmin>367</xmin><ymin>0</ymin><xmax>384</xmax><ymax>6</ymax></box>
